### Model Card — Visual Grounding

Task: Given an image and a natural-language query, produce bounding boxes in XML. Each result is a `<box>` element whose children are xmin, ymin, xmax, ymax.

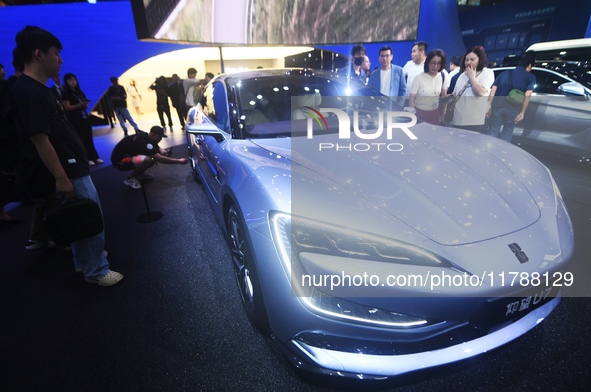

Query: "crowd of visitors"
<box><xmin>1</xmin><ymin>26</ymin><xmax>536</xmax><ymax>289</ymax></box>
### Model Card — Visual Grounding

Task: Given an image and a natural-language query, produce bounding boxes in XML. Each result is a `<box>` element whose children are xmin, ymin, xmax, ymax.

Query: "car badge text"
<box><xmin>508</xmin><ymin>243</ymin><xmax>529</xmax><ymax>263</ymax></box>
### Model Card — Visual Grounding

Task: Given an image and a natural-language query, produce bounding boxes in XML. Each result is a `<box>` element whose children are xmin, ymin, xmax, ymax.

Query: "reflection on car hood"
<box><xmin>251</xmin><ymin>125</ymin><xmax>542</xmax><ymax>245</ymax></box>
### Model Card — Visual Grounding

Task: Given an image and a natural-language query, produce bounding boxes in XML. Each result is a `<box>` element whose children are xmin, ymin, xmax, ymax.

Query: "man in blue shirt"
<box><xmin>487</xmin><ymin>54</ymin><xmax>536</xmax><ymax>142</ymax></box>
<box><xmin>368</xmin><ymin>46</ymin><xmax>407</xmax><ymax>107</ymax></box>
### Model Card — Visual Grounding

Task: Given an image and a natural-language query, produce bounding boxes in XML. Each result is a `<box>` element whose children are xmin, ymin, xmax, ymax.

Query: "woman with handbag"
<box><xmin>448</xmin><ymin>46</ymin><xmax>495</xmax><ymax>132</ymax></box>
<box><xmin>408</xmin><ymin>49</ymin><xmax>448</xmax><ymax>125</ymax></box>
<box><xmin>487</xmin><ymin>53</ymin><xmax>536</xmax><ymax>142</ymax></box>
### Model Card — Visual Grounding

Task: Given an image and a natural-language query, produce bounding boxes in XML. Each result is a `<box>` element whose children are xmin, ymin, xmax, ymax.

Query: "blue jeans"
<box><xmin>114</xmin><ymin>107</ymin><xmax>139</xmax><ymax>133</ymax></box>
<box><xmin>488</xmin><ymin>104</ymin><xmax>520</xmax><ymax>142</ymax></box>
<box><xmin>70</xmin><ymin>175</ymin><xmax>110</xmax><ymax>278</ymax></box>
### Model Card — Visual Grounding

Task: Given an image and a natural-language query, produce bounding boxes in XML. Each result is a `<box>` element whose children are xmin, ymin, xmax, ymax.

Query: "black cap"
<box><xmin>150</xmin><ymin>125</ymin><xmax>167</xmax><ymax>138</ymax></box>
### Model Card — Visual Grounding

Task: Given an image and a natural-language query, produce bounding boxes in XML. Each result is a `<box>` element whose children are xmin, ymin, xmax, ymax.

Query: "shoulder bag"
<box><xmin>44</xmin><ymin>198</ymin><xmax>104</xmax><ymax>245</ymax></box>
<box><xmin>507</xmin><ymin>70</ymin><xmax>525</xmax><ymax>107</ymax></box>
<box><xmin>441</xmin><ymin>77</ymin><xmax>471</xmax><ymax>127</ymax></box>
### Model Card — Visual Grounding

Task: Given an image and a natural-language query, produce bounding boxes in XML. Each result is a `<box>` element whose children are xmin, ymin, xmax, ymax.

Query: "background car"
<box><xmin>492</xmin><ymin>61</ymin><xmax>591</xmax><ymax>160</ymax></box>
<box><xmin>185</xmin><ymin>68</ymin><xmax>574</xmax><ymax>379</ymax></box>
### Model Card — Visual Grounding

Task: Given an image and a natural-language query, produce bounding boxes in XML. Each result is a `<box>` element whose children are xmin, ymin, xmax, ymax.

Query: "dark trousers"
<box><xmin>157</xmin><ymin>104</ymin><xmax>173</xmax><ymax>128</ymax></box>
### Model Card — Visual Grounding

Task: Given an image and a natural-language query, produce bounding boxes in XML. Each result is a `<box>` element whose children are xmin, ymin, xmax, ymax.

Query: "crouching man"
<box><xmin>110</xmin><ymin>126</ymin><xmax>188</xmax><ymax>189</ymax></box>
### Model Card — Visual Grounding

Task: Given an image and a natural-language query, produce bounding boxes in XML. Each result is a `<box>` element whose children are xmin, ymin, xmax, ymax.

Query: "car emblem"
<box><xmin>508</xmin><ymin>243</ymin><xmax>529</xmax><ymax>263</ymax></box>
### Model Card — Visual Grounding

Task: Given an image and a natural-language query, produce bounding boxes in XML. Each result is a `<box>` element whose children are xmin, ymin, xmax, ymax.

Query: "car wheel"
<box><xmin>226</xmin><ymin>204</ymin><xmax>270</xmax><ymax>334</ymax></box>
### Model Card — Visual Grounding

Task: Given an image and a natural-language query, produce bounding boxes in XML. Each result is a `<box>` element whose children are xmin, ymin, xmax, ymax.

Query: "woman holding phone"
<box><xmin>61</xmin><ymin>73</ymin><xmax>103</xmax><ymax>165</ymax></box>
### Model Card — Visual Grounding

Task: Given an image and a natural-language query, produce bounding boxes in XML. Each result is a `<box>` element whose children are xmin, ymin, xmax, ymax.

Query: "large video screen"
<box><xmin>131</xmin><ymin>0</ymin><xmax>420</xmax><ymax>45</ymax></box>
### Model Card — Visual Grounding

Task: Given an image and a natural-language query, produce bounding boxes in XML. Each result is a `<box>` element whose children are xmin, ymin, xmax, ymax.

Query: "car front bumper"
<box><xmin>285</xmin><ymin>295</ymin><xmax>560</xmax><ymax>378</ymax></box>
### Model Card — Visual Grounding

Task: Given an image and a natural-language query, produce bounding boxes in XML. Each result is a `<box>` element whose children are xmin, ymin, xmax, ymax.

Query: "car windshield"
<box><xmin>556</xmin><ymin>65</ymin><xmax>591</xmax><ymax>91</ymax></box>
<box><xmin>232</xmin><ymin>74</ymin><xmax>401</xmax><ymax>139</ymax></box>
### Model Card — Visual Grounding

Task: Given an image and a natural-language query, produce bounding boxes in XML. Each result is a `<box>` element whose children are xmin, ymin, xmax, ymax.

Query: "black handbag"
<box><xmin>44</xmin><ymin>198</ymin><xmax>103</xmax><ymax>245</ymax></box>
<box><xmin>441</xmin><ymin>76</ymin><xmax>474</xmax><ymax>127</ymax></box>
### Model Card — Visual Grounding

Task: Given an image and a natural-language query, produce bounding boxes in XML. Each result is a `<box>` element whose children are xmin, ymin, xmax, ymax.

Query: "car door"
<box><xmin>197</xmin><ymin>80</ymin><xmax>232</xmax><ymax>205</ymax></box>
<box><xmin>517</xmin><ymin>68</ymin><xmax>591</xmax><ymax>157</ymax></box>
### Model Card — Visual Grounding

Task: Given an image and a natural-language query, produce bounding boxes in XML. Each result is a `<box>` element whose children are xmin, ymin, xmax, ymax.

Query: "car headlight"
<box><xmin>271</xmin><ymin>212</ymin><xmax>450</xmax><ymax>269</ymax></box>
<box><xmin>545</xmin><ymin>166</ymin><xmax>563</xmax><ymax>216</ymax></box>
<box><xmin>270</xmin><ymin>212</ymin><xmax>447</xmax><ymax>327</ymax></box>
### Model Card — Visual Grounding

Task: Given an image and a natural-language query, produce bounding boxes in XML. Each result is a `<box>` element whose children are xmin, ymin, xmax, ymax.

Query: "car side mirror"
<box><xmin>186</xmin><ymin>123</ymin><xmax>226</xmax><ymax>142</ymax></box>
<box><xmin>558</xmin><ymin>82</ymin><xmax>587</xmax><ymax>98</ymax></box>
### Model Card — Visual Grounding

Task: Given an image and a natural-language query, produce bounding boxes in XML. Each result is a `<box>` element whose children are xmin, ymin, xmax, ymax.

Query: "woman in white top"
<box><xmin>127</xmin><ymin>79</ymin><xmax>142</xmax><ymax>117</ymax></box>
<box><xmin>451</xmin><ymin>46</ymin><xmax>495</xmax><ymax>132</ymax></box>
<box><xmin>409</xmin><ymin>49</ymin><xmax>448</xmax><ymax>125</ymax></box>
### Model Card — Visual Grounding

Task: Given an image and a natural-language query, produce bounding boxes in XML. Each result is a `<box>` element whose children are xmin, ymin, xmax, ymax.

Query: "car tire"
<box><xmin>226</xmin><ymin>204</ymin><xmax>270</xmax><ymax>334</ymax></box>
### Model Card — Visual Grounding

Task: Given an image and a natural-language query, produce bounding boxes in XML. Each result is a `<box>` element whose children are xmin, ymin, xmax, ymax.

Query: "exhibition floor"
<box><xmin>1</xmin><ymin>119</ymin><xmax>590</xmax><ymax>391</ymax></box>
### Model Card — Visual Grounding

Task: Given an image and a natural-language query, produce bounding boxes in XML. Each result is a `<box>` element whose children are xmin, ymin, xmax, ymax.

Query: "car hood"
<box><xmin>250</xmin><ymin>125</ymin><xmax>542</xmax><ymax>245</ymax></box>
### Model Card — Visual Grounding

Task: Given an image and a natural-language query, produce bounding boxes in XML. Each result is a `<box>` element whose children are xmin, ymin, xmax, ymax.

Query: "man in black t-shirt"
<box><xmin>111</xmin><ymin>125</ymin><xmax>188</xmax><ymax>189</ymax></box>
<box><xmin>107</xmin><ymin>76</ymin><xmax>140</xmax><ymax>136</ymax></box>
<box><xmin>11</xmin><ymin>26</ymin><xmax>123</xmax><ymax>287</ymax></box>
<box><xmin>167</xmin><ymin>74</ymin><xmax>185</xmax><ymax>129</ymax></box>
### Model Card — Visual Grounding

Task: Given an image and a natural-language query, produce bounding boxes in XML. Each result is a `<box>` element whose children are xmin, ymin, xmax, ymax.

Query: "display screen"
<box><xmin>130</xmin><ymin>0</ymin><xmax>420</xmax><ymax>45</ymax></box>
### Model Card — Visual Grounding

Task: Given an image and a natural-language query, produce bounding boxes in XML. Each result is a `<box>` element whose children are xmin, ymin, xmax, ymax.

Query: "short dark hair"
<box><xmin>205</xmin><ymin>72</ymin><xmax>214</xmax><ymax>79</ymax></box>
<box><xmin>15</xmin><ymin>25</ymin><xmax>62</xmax><ymax>64</ymax></box>
<box><xmin>424</xmin><ymin>49</ymin><xmax>446</xmax><ymax>73</ymax></box>
<box><xmin>450</xmin><ymin>55</ymin><xmax>462</xmax><ymax>67</ymax></box>
<box><xmin>351</xmin><ymin>44</ymin><xmax>366</xmax><ymax>57</ymax></box>
<box><xmin>187</xmin><ymin>67</ymin><xmax>197</xmax><ymax>76</ymax></box>
<box><xmin>414</xmin><ymin>41</ymin><xmax>428</xmax><ymax>53</ymax></box>
<box><xmin>379</xmin><ymin>45</ymin><xmax>393</xmax><ymax>56</ymax></box>
<box><xmin>518</xmin><ymin>53</ymin><xmax>536</xmax><ymax>68</ymax></box>
<box><xmin>464</xmin><ymin>45</ymin><xmax>488</xmax><ymax>71</ymax></box>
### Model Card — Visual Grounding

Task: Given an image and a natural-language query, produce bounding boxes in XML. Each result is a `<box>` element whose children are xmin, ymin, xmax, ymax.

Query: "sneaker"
<box><xmin>88</xmin><ymin>160</ymin><xmax>96</xmax><ymax>166</ymax></box>
<box><xmin>26</xmin><ymin>240</ymin><xmax>56</xmax><ymax>250</ymax></box>
<box><xmin>124</xmin><ymin>177</ymin><xmax>141</xmax><ymax>189</ymax></box>
<box><xmin>85</xmin><ymin>270</ymin><xmax>124</xmax><ymax>287</ymax></box>
<box><xmin>95</xmin><ymin>158</ymin><xmax>104</xmax><ymax>164</ymax></box>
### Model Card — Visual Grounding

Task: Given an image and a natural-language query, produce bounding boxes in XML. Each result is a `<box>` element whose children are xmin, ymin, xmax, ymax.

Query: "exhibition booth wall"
<box><xmin>1</xmin><ymin>0</ymin><xmax>589</xmax><ymax>106</ymax></box>
<box><xmin>0</xmin><ymin>0</ymin><xmax>465</xmax><ymax>105</ymax></box>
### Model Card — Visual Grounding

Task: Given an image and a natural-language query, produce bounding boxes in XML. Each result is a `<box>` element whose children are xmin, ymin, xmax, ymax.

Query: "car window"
<box><xmin>202</xmin><ymin>80</ymin><xmax>230</xmax><ymax>132</ymax></box>
<box><xmin>231</xmin><ymin>75</ymin><xmax>397</xmax><ymax>139</ymax></box>
<box><xmin>531</xmin><ymin>70</ymin><xmax>570</xmax><ymax>94</ymax></box>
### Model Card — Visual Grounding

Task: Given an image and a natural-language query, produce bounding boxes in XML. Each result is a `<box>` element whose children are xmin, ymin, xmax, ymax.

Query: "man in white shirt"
<box><xmin>182</xmin><ymin>67</ymin><xmax>201</xmax><ymax>118</ymax></box>
<box><xmin>402</xmin><ymin>41</ymin><xmax>428</xmax><ymax>95</ymax></box>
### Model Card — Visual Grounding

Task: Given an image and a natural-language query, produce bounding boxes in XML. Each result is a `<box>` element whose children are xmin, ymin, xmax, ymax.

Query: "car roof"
<box><xmin>213</xmin><ymin>68</ymin><xmax>341</xmax><ymax>83</ymax></box>
<box><xmin>526</xmin><ymin>38</ymin><xmax>591</xmax><ymax>52</ymax></box>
